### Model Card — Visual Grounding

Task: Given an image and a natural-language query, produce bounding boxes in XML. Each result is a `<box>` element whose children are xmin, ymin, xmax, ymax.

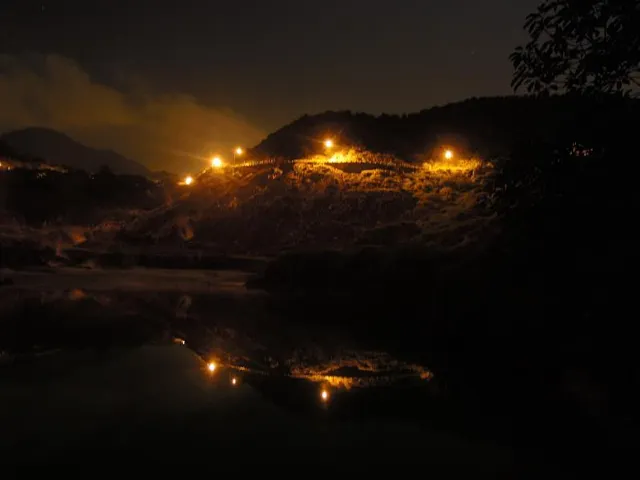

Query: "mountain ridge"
<box><xmin>250</xmin><ymin>95</ymin><xmax>638</xmax><ymax>161</ymax></box>
<box><xmin>0</xmin><ymin>127</ymin><xmax>151</xmax><ymax>176</ymax></box>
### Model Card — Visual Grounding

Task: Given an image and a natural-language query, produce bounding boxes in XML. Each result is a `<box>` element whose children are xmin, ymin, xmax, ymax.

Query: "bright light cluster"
<box><xmin>423</xmin><ymin>157</ymin><xmax>483</xmax><ymax>174</ymax></box>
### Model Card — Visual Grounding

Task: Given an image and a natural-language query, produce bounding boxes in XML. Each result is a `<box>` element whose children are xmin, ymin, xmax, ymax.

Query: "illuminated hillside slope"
<box><xmin>114</xmin><ymin>149</ymin><xmax>496</xmax><ymax>255</ymax></box>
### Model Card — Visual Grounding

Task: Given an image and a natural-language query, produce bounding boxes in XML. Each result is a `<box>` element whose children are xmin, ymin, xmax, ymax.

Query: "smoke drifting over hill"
<box><xmin>0</xmin><ymin>54</ymin><xmax>264</xmax><ymax>173</ymax></box>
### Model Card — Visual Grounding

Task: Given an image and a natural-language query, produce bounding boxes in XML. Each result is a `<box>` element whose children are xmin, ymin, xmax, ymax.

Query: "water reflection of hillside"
<box><xmin>0</xmin><ymin>284</ymin><xmax>434</xmax><ymax>397</ymax></box>
<box><xmin>0</xmin><ymin>282</ymin><xmax>517</xmax><ymax>454</ymax></box>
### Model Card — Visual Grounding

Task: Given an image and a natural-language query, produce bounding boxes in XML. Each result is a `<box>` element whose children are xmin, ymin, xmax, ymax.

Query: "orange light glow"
<box><xmin>324</xmin><ymin>139</ymin><xmax>334</xmax><ymax>149</ymax></box>
<box><xmin>211</xmin><ymin>157</ymin><xmax>223</xmax><ymax>168</ymax></box>
<box><xmin>207</xmin><ymin>362</ymin><xmax>217</xmax><ymax>372</ymax></box>
<box><xmin>235</xmin><ymin>147</ymin><xmax>244</xmax><ymax>155</ymax></box>
<box><xmin>184</xmin><ymin>175</ymin><xmax>194</xmax><ymax>185</ymax></box>
<box><xmin>444</xmin><ymin>149</ymin><xmax>454</xmax><ymax>160</ymax></box>
<box><xmin>231</xmin><ymin>377</ymin><xmax>237</xmax><ymax>385</ymax></box>
<box><xmin>423</xmin><ymin>157</ymin><xmax>482</xmax><ymax>174</ymax></box>
<box><xmin>321</xmin><ymin>389</ymin><xmax>329</xmax><ymax>401</ymax></box>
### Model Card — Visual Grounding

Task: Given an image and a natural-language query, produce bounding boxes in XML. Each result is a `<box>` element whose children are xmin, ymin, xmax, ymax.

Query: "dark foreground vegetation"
<box><xmin>0</xmin><ymin>165</ymin><xmax>166</xmax><ymax>227</ymax></box>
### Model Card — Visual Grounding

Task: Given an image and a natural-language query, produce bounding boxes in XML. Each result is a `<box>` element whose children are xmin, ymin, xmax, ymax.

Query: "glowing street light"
<box><xmin>324</xmin><ymin>139</ymin><xmax>334</xmax><ymax>149</ymax></box>
<box><xmin>184</xmin><ymin>175</ymin><xmax>194</xmax><ymax>185</ymax></box>
<box><xmin>231</xmin><ymin>377</ymin><xmax>237</xmax><ymax>386</ymax></box>
<box><xmin>211</xmin><ymin>156</ymin><xmax>223</xmax><ymax>168</ymax></box>
<box><xmin>321</xmin><ymin>389</ymin><xmax>329</xmax><ymax>402</ymax></box>
<box><xmin>207</xmin><ymin>362</ymin><xmax>217</xmax><ymax>372</ymax></box>
<box><xmin>233</xmin><ymin>147</ymin><xmax>244</xmax><ymax>163</ymax></box>
<box><xmin>444</xmin><ymin>149</ymin><xmax>454</xmax><ymax>160</ymax></box>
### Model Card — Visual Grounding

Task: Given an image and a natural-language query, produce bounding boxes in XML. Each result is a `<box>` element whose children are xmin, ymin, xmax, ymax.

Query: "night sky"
<box><xmin>1</xmin><ymin>0</ymin><xmax>540</xmax><ymax>172</ymax></box>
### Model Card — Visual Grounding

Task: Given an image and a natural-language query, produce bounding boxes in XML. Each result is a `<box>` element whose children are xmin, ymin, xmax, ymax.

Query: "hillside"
<box><xmin>3</xmin><ymin>94</ymin><xmax>637</xmax><ymax>267</ymax></box>
<box><xmin>100</xmin><ymin>149</ymin><xmax>495</xmax><ymax>256</ymax></box>
<box><xmin>0</xmin><ymin>127</ymin><xmax>150</xmax><ymax>176</ymax></box>
<box><xmin>251</xmin><ymin>95</ymin><xmax>636</xmax><ymax>161</ymax></box>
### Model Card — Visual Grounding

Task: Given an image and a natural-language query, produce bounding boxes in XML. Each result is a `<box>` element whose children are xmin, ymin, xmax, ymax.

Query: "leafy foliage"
<box><xmin>511</xmin><ymin>0</ymin><xmax>640</xmax><ymax>96</ymax></box>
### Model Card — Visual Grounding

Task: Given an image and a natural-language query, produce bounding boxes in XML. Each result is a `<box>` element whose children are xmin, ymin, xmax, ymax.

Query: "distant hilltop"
<box><xmin>2</xmin><ymin>95</ymin><xmax>637</xmax><ymax>177</ymax></box>
<box><xmin>251</xmin><ymin>95</ymin><xmax>638</xmax><ymax>161</ymax></box>
<box><xmin>0</xmin><ymin>127</ymin><xmax>151</xmax><ymax>177</ymax></box>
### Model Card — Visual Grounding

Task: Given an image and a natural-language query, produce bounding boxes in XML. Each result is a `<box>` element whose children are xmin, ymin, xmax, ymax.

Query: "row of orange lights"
<box><xmin>323</xmin><ymin>139</ymin><xmax>456</xmax><ymax>161</ymax></box>
<box><xmin>324</xmin><ymin>139</ymin><xmax>455</xmax><ymax>160</ymax></box>
<box><xmin>207</xmin><ymin>360</ymin><xmax>329</xmax><ymax>402</ymax></box>
<box><xmin>181</xmin><ymin>147</ymin><xmax>244</xmax><ymax>186</ymax></box>
<box><xmin>207</xmin><ymin>361</ymin><xmax>239</xmax><ymax>387</ymax></box>
<box><xmin>212</xmin><ymin>147</ymin><xmax>243</xmax><ymax>168</ymax></box>
<box><xmin>180</xmin><ymin>138</ymin><xmax>337</xmax><ymax>184</ymax></box>
<box><xmin>181</xmin><ymin>140</ymin><xmax>455</xmax><ymax>186</ymax></box>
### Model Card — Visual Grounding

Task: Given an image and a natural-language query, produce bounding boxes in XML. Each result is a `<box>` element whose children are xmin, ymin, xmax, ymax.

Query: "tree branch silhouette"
<box><xmin>511</xmin><ymin>0</ymin><xmax>640</xmax><ymax>96</ymax></box>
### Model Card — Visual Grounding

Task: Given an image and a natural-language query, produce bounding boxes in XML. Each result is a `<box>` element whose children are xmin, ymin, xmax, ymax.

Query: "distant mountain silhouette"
<box><xmin>251</xmin><ymin>95</ymin><xmax>636</xmax><ymax>161</ymax></box>
<box><xmin>0</xmin><ymin>127</ymin><xmax>150</xmax><ymax>176</ymax></box>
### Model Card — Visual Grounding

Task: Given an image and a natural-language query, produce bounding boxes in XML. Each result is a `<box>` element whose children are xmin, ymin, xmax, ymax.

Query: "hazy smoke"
<box><xmin>0</xmin><ymin>54</ymin><xmax>265</xmax><ymax>173</ymax></box>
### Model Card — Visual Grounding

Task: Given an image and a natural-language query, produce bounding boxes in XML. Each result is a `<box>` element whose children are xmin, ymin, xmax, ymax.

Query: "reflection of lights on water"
<box><xmin>68</xmin><ymin>289</ymin><xmax>86</xmax><ymax>301</ymax></box>
<box><xmin>293</xmin><ymin>361</ymin><xmax>435</xmax><ymax>390</ymax></box>
<box><xmin>207</xmin><ymin>362</ymin><xmax>217</xmax><ymax>372</ymax></box>
<box><xmin>301</xmin><ymin>374</ymin><xmax>355</xmax><ymax>389</ymax></box>
<box><xmin>321</xmin><ymin>389</ymin><xmax>329</xmax><ymax>401</ymax></box>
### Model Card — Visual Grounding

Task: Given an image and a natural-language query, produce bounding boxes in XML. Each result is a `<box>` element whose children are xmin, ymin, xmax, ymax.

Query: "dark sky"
<box><xmin>0</xmin><ymin>0</ymin><xmax>540</xmax><ymax>172</ymax></box>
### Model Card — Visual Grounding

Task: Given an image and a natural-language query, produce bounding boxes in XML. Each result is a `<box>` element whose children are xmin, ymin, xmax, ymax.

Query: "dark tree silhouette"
<box><xmin>511</xmin><ymin>0</ymin><xmax>640</xmax><ymax>96</ymax></box>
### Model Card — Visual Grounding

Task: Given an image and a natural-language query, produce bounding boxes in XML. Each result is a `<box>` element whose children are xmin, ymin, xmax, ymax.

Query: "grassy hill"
<box><xmin>103</xmin><ymin>149</ymin><xmax>494</xmax><ymax>256</ymax></box>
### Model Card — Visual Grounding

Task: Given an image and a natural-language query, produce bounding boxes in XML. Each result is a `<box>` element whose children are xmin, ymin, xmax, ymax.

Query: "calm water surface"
<box><xmin>0</xmin><ymin>268</ymin><xmax>515</xmax><ymax>470</ymax></box>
